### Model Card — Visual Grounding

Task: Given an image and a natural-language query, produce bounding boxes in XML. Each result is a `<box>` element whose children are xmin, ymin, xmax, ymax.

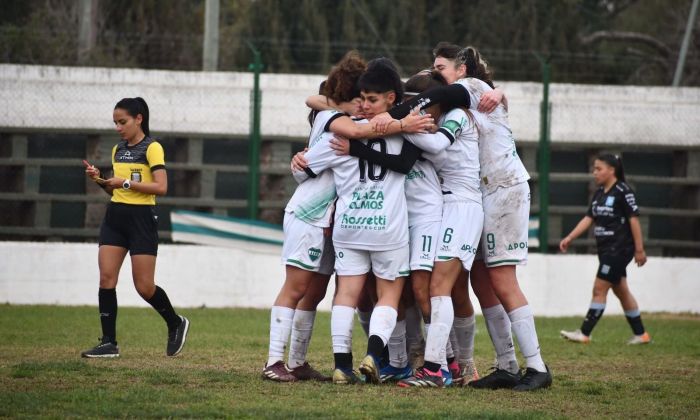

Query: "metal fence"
<box><xmin>1</xmin><ymin>63</ymin><xmax>699</xmax><ymax>257</ymax></box>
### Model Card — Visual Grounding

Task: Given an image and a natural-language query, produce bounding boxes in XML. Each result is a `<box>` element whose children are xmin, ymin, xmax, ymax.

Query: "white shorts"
<box><xmin>435</xmin><ymin>201</ymin><xmax>483</xmax><ymax>271</ymax></box>
<box><xmin>476</xmin><ymin>182</ymin><xmax>530</xmax><ymax>267</ymax></box>
<box><xmin>409</xmin><ymin>221</ymin><xmax>442</xmax><ymax>272</ymax></box>
<box><xmin>281</xmin><ymin>212</ymin><xmax>334</xmax><ymax>275</ymax></box>
<box><xmin>333</xmin><ymin>245</ymin><xmax>410</xmax><ymax>281</ymax></box>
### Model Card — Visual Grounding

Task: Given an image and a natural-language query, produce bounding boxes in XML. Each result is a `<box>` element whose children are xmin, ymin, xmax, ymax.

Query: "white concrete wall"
<box><xmin>1</xmin><ymin>242</ymin><xmax>698</xmax><ymax>316</ymax></box>
<box><xmin>2</xmin><ymin>64</ymin><xmax>699</xmax><ymax>145</ymax></box>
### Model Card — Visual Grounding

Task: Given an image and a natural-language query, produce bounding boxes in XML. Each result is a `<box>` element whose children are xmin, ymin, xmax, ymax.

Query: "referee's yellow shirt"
<box><xmin>110</xmin><ymin>137</ymin><xmax>165</xmax><ymax>205</ymax></box>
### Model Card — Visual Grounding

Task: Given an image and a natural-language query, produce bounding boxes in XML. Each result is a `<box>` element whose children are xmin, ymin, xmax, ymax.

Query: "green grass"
<box><xmin>1</xmin><ymin>305</ymin><xmax>699</xmax><ymax>419</ymax></box>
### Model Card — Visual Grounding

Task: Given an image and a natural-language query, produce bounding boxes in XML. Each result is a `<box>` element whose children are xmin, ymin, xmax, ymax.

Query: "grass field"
<box><xmin>1</xmin><ymin>305</ymin><xmax>699</xmax><ymax>419</ymax></box>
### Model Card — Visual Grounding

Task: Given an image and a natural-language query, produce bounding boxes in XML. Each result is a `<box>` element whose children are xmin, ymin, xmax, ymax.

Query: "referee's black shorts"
<box><xmin>596</xmin><ymin>251</ymin><xmax>634</xmax><ymax>284</ymax></box>
<box><xmin>99</xmin><ymin>203</ymin><xmax>159</xmax><ymax>256</ymax></box>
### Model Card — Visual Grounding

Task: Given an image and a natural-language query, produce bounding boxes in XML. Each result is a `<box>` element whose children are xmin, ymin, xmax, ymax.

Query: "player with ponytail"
<box><xmin>560</xmin><ymin>154</ymin><xmax>650</xmax><ymax>345</ymax></box>
<box><xmin>81</xmin><ymin>97</ymin><xmax>190</xmax><ymax>359</ymax></box>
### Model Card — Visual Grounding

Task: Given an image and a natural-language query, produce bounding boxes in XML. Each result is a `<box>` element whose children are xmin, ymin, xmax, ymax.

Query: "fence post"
<box><xmin>535</xmin><ymin>53</ymin><xmax>551</xmax><ymax>253</ymax></box>
<box><xmin>246</xmin><ymin>42</ymin><xmax>263</xmax><ymax>220</ymax></box>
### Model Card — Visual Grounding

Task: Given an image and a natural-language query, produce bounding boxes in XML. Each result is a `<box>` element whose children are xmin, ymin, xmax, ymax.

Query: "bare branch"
<box><xmin>580</xmin><ymin>30</ymin><xmax>672</xmax><ymax>57</ymax></box>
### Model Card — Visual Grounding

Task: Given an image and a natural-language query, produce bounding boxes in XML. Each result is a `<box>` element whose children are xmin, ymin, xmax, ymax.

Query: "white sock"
<box><xmin>448</xmin><ymin>327</ymin><xmax>458</xmax><ymax>363</ymax></box>
<box><xmin>423</xmin><ymin>323</ymin><xmax>446</xmax><ymax>370</ymax></box>
<box><xmin>357</xmin><ymin>309</ymin><xmax>372</xmax><ymax>337</ymax></box>
<box><xmin>446</xmin><ymin>328</ymin><xmax>456</xmax><ymax>363</ymax></box>
<box><xmin>424</xmin><ymin>296</ymin><xmax>454</xmax><ymax>370</ymax></box>
<box><xmin>368</xmin><ymin>305</ymin><xmax>398</xmax><ymax>346</ymax></box>
<box><xmin>454</xmin><ymin>315</ymin><xmax>476</xmax><ymax>366</ymax></box>
<box><xmin>287</xmin><ymin>310</ymin><xmax>316</xmax><ymax>369</ymax></box>
<box><xmin>483</xmin><ymin>304</ymin><xmax>519</xmax><ymax>373</ymax></box>
<box><xmin>267</xmin><ymin>306</ymin><xmax>294</xmax><ymax>367</ymax></box>
<box><xmin>404</xmin><ymin>304</ymin><xmax>424</xmax><ymax>353</ymax></box>
<box><xmin>509</xmin><ymin>305</ymin><xmax>546</xmax><ymax>372</ymax></box>
<box><xmin>332</xmin><ymin>305</ymin><xmax>355</xmax><ymax>353</ymax></box>
<box><xmin>388</xmin><ymin>319</ymin><xmax>408</xmax><ymax>368</ymax></box>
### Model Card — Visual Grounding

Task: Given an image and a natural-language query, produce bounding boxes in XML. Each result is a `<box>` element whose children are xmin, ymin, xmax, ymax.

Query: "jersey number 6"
<box><xmin>358</xmin><ymin>139</ymin><xmax>388</xmax><ymax>183</ymax></box>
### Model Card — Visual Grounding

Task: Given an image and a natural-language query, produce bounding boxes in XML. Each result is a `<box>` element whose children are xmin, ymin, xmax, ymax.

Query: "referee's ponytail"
<box><xmin>115</xmin><ymin>97</ymin><xmax>151</xmax><ymax>137</ymax></box>
<box><xmin>597</xmin><ymin>153</ymin><xmax>626</xmax><ymax>182</ymax></box>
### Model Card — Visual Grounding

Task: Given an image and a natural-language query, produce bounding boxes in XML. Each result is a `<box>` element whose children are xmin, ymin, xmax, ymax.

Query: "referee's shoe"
<box><xmin>167</xmin><ymin>316</ymin><xmax>190</xmax><ymax>357</ymax></box>
<box><xmin>81</xmin><ymin>337</ymin><xmax>120</xmax><ymax>358</ymax></box>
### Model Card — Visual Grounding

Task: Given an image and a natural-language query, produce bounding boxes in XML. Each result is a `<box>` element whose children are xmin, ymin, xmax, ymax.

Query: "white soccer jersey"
<box><xmin>455</xmin><ymin>78</ymin><xmax>530</xmax><ymax>195</ymax></box>
<box><xmin>404</xmin><ymin>158</ymin><xmax>442</xmax><ymax>226</ymax></box>
<box><xmin>285</xmin><ymin>110</ymin><xmax>346</xmax><ymax>228</ymax></box>
<box><xmin>405</xmin><ymin>108</ymin><xmax>482</xmax><ymax>205</ymax></box>
<box><xmin>293</xmin><ymin>129</ymin><xmax>409</xmax><ymax>251</ymax></box>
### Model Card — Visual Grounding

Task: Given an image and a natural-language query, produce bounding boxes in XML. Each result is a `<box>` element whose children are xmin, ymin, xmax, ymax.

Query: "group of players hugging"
<box><xmin>262</xmin><ymin>42</ymin><xmax>553</xmax><ymax>391</ymax></box>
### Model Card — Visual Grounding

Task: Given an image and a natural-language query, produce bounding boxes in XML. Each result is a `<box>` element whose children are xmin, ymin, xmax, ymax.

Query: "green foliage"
<box><xmin>1</xmin><ymin>0</ymin><xmax>698</xmax><ymax>84</ymax></box>
<box><xmin>1</xmin><ymin>305</ymin><xmax>699</xmax><ymax>418</ymax></box>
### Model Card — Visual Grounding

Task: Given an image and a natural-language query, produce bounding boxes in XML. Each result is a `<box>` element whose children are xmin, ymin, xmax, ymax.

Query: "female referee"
<box><xmin>559</xmin><ymin>154</ymin><xmax>651</xmax><ymax>345</ymax></box>
<box><xmin>81</xmin><ymin>97</ymin><xmax>190</xmax><ymax>358</ymax></box>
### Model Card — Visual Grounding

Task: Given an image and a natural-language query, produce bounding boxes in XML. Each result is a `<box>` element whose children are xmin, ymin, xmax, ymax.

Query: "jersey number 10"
<box><xmin>358</xmin><ymin>139</ymin><xmax>388</xmax><ymax>182</ymax></box>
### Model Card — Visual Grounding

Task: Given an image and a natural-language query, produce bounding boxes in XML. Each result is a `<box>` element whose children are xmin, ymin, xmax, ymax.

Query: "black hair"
<box><xmin>432</xmin><ymin>42</ymin><xmax>462</xmax><ymax>60</ymax></box>
<box><xmin>596</xmin><ymin>153</ymin><xmax>626</xmax><ymax>182</ymax></box>
<box><xmin>404</xmin><ymin>69</ymin><xmax>447</xmax><ymax>95</ymax></box>
<box><xmin>404</xmin><ymin>70</ymin><xmax>449</xmax><ymax>112</ymax></box>
<box><xmin>115</xmin><ymin>97</ymin><xmax>150</xmax><ymax>137</ymax></box>
<box><xmin>358</xmin><ymin>57</ymin><xmax>404</xmax><ymax>104</ymax></box>
<box><xmin>457</xmin><ymin>46</ymin><xmax>495</xmax><ymax>89</ymax></box>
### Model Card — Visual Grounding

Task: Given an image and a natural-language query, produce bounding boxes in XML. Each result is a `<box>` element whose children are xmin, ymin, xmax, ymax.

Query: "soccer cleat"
<box><xmin>289</xmin><ymin>362</ymin><xmax>331</xmax><ymax>381</ymax></box>
<box><xmin>167</xmin><ymin>316</ymin><xmax>190</xmax><ymax>357</ymax></box>
<box><xmin>397</xmin><ymin>366</ymin><xmax>447</xmax><ymax>388</ymax></box>
<box><xmin>468</xmin><ymin>367</ymin><xmax>521</xmax><ymax>390</ymax></box>
<box><xmin>332</xmin><ymin>368</ymin><xmax>363</xmax><ymax>384</ymax></box>
<box><xmin>359</xmin><ymin>354</ymin><xmax>382</xmax><ymax>384</ymax></box>
<box><xmin>560</xmin><ymin>329</ymin><xmax>591</xmax><ymax>344</ymax></box>
<box><xmin>627</xmin><ymin>332</ymin><xmax>652</xmax><ymax>345</ymax></box>
<box><xmin>447</xmin><ymin>360</ymin><xmax>461</xmax><ymax>384</ymax></box>
<box><xmin>457</xmin><ymin>360</ymin><xmax>480</xmax><ymax>386</ymax></box>
<box><xmin>513</xmin><ymin>365</ymin><xmax>553</xmax><ymax>391</ymax></box>
<box><xmin>380</xmin><ymin>364</ymin><xmax>413</xmax><ymax>382</ymax></box>
<box><xmin>441</xmin><ymin>368</ymin><xmax>453</xmax><ymax>387</ymax></box>
<box><xmin>262</xmin><ymin>360</ymin><xmax>298</xmax><ymax>382</ymax></box>
<box><xmin>81</xmin><ymin>337</ymin><xmax>120</xmax><ymax>358</ymax></box>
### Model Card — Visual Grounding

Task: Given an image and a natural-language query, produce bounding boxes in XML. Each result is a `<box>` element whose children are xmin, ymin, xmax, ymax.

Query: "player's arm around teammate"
<box><xmin>402</xmin><ymin>43</ymin><xmax>552</xmax><ymax>391</ymax></box>
<box><xmin>263</xmin><ymin>51</ymin><xmax>369</xmax><ymax>383</ymax></box>
<box><xmin>395</xmin><ymin>70</ymin><xmax>484</xmax><ymax>388</ymax></box>
<box><xmin>81</xmin><ymin>97</ymin><xmax>189</xmax><ymax>359</ymax></box>
<box><xmin>559</xmin><ymin>154</ymin><xmax>651</xmax><ymax>345</ymax></box>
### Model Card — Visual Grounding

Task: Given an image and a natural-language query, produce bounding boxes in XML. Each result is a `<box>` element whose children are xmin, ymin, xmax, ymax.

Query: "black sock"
<box><xmin>447</xmin><ymin>356</ymin><xmax>455</xmax><ymax>365</ymax></box>
<box><xmin>367</xmin><ymin>335</ymin><xmax>385</xmax><ymax>359</ymax></box>
<box><xmin>424</xmin><ymin>361</ymin><xmax>441</xmax><ymax>373</ymax></box>
<box><xmin>146</xmin><ymin>286</ymin><xmax>181</xmax><ymax>329</ymax></box>
<box><xmin>580</xmin><ymin>303</ymin><xmax>606</xmax><ymax>336</ymax></box>
<box><xmin>625</xmin><ymin>314</ymin><xmax>645</xmax><ymax>335</ymax></box>
<box><xmin>380</xmin><ymin>344</ymin><xmax>390</xmax><ymax>366</ymax></box>
<box><xmin>334</xmin><ymin>352</ymin><xmax>353</xmax><ymax>370</ymax></box>
<box><xmin>98</xmin><ymin>288</ymin><xmax>117</xmax><ymax>343</ymax></box>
